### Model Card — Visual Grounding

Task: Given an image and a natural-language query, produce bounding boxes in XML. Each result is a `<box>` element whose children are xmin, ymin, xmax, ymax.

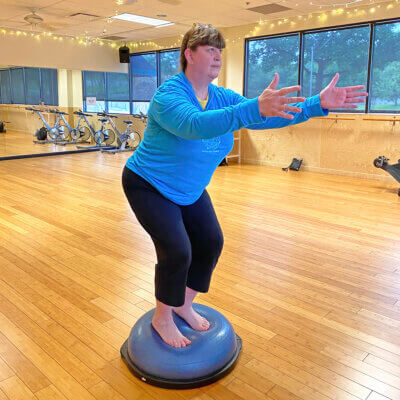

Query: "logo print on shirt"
<box><xmin>201</xmin><ymin>137</ymin><xmax>221</xmax><ymax>153</ymax></box>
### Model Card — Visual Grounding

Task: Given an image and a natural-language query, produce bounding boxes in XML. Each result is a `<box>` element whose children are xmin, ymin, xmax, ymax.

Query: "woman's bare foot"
<box><xmin>151</xmin><ymin>316</ymin><xmax>191</xmax><ymax>348</ymax></box>
<box><xmin>173</xmin><ymin>305</ymin><xmax>210</xmax><ymax>331</ymax></box>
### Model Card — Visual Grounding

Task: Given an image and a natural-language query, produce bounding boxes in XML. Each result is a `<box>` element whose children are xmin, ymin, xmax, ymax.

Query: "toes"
<box><xmin>201</xmin><ymin>318</ymin><xmax>210</xmax><ymax>328</ymax></box>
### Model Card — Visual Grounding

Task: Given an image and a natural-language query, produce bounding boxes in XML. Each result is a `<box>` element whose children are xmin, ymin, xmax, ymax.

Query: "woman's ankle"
<box><xmin>153</xmin><ymin>300</ymin><xmax>174</xmax><ymax>321</ymax></box>
<box><xmin>174</xmin><ymin>303</ymin><xmax>191</xmax><ymax>311</ymax></box>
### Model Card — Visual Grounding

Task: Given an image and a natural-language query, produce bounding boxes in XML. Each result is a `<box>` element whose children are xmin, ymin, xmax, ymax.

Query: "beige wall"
<box><xmin>127</xmin><ymin>5</ymin><xmax>400</xmax><ymax>181</ymax></box>
<box><xmin>1</xmin><ymin>3</ymin><xmax>400</xmax><ymax>180</ymax></box>
<box><xmin>218</xmin><ymin>5</ymin><xmax>400</xmax><ymax>181</ymax></box>
<box><xmin>0</xmin><ymin>33</ymin><xmax>127</xmax><ymax>72</ymax></box>
<box><xmin>0</xmin><ymin>34</ymin><xmax>126</xmax><ymax>134</ymax></box>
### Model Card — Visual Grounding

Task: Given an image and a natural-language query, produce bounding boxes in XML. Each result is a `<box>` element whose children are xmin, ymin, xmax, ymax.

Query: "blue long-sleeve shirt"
<box><xmin>125</xmin><ymin>72</ymin><xmax>329</xmax><ymax>205</ymax></box>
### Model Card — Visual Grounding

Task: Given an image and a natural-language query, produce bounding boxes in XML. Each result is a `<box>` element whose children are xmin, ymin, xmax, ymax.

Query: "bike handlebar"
<box><xmin>132</xmin><ymin>113</ymin><xmax>148</xmax><ymax>120</ymax></box>
<box><xmin>74</xmin><ymin>111</ymin><xmax>91</xmax><ymax>117</ymax></box>
<box><xmin>97</xmin><ymin>112</ymin><xmax>117</xmax><ymax>118</ymax></box>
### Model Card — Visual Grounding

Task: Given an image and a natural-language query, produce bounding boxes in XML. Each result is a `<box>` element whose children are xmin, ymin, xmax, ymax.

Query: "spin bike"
<box><xmin>71</xmin><ymin>110</ymin><xmax>94</xmax><ymax>143</ymax></box>
<box><xmin>27</xmin><ymin>107</ymin><xmax>69</xmax><ymax>143</ymax></box>
<box><xmin>98</xmin><ymin>111</ymin><xmax>144</xmax><ymax>154</ymax></box>
<box><xmin>48</xmin><ymin>109</ymin><xmax>90</xmax><ymax>146</ymax></box>
<box><xmin>76</xmin><ymin>111</ymin><xmax>116</xmax><ymax>150</ymax></box>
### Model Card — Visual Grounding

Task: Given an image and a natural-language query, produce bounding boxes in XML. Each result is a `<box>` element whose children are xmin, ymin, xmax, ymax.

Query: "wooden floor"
<box><xmin>0</xmin><ymin>151</ymin><xmax>400</xmax><ymax>400</ymax></box>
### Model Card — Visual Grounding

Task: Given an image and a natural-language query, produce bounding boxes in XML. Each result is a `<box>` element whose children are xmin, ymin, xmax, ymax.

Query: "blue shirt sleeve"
<box><xmin>149</xmin><ymin>87</ymin><xmax>265</xmax><ymax>140</ymax></box>
<box><xmin>226</xmin><ymin>89</ymin><xmax>329</xmax><ymax>130</ymax></box>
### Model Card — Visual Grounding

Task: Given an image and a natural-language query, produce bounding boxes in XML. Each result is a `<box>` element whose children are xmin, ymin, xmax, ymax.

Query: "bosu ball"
<box><xmin>120</xmin><ymin>303</ymin><xmax>242</xmax><ymax>389</ymax></box>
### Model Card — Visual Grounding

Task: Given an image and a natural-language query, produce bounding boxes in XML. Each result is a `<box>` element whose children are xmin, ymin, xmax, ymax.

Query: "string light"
<box><xmin>0</xmin><ymin>26</ymin><xmax>121</xmax><ymax>49</ymax></box>
<box><xmin>129</xmin><ymin>1</ymin><xmax>396</xmax><ymax>50</ymax></box>
<box><xmin>310</xmin><ymin>0</ymin><xmax>363</xmax><ymax>7</ymax></box>
<box><xmin>0</xmin><ymin>0</ymin><xmax>397</xmax><ymax>51</ymax></box>
<box><xmin>221</xmin><ymin>0</ymin><xmax>399</xmax><ymax>49</ymax></box>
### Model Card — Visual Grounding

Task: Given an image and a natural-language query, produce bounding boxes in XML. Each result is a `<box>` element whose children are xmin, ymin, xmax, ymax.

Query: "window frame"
<box><xmin>0</xmin><ymin>67</ymin><xmax>58</xmax><ymax>106</ymax></box>
<box><xmin>0</xmin><ymin>69</ymin><xmax>12</xmax><ymax>104</ymax></box>
<box><xmin>244</xmin><ymin>17</ymin><xmax>400</xmax><ymax>114</ymax></box>
<box><xmin>129</xmin><ymin>47</ymin><xmax>180</xmax><ymax>113</ymax></box>
<box><xmin>82</xmin><ymin>70</ymin><xmax>132</xmax><ymax>115</ymax></box>
<box><xmin>82</xmin><ymin>48</ymin><xmax>180</xmax><ymax>114</ymax></box>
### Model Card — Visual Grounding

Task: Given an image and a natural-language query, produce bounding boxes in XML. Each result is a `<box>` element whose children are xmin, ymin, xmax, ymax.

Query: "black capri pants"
<box><xmin>122</xmin><ymin>166</ymin><xmax>224</xmax><ymax>307</ymax></box>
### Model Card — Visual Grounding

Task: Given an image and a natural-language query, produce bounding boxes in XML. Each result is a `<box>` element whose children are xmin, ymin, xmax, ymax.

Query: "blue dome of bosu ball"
<box><xmin>120</xmin><ymin>303</ymin><xmax>242</xmax><ymax>389</ymax></box>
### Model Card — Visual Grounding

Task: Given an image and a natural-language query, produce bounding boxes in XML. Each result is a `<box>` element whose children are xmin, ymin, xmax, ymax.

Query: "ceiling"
<box><xmin>0</xmin><ymin>0</ymin><xmax>392</xmax><ymax>42</ymax></box>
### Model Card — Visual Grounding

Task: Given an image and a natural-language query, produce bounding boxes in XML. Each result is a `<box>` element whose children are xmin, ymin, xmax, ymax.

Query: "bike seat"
<box><xmin>123</xmin><ymin>120</ymin><xmax>133</xmax><ymax>125</ymax></box>
<box><xmin>74</xmin><ymin>111</ymin><xmax>91</xmax><ymax>117</ymax></box>
<box><xmin>98</xmin><ymin>118</ymin><xmax>108</xmax><ymax>122</ymax></box>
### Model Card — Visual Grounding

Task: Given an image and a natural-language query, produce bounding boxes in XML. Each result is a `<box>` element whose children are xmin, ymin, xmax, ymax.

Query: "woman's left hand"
<box><xmin>319</xmin><ymin>73</ymin><xmax>368</xmax><ymax>110</ymax></box>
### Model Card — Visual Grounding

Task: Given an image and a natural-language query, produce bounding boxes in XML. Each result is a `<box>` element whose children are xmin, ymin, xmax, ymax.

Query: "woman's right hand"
<box><xmin>258</xmin><ymin>73</ymin><xmax>306</xmax><ymax>119</ymax></box>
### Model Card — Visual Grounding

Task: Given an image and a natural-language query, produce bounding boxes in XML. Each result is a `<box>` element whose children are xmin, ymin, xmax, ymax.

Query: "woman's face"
<box><xmin>187</xmin><ymin>45</ymin><xmax>222</xmax><ymax>80</ymax></box>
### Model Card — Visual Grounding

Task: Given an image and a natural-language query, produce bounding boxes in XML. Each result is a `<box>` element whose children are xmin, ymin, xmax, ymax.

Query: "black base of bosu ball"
<box><xmin>120</xmin><ymin>303</ymin><xmax>242</xmax><ymax>389</ymax></box>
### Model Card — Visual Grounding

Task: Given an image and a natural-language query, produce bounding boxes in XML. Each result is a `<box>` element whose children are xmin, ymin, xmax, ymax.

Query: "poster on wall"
<box><xmin>86</xmin><ymin>97</ymin><xmax>96</xmax><ymax>106</ymax></box>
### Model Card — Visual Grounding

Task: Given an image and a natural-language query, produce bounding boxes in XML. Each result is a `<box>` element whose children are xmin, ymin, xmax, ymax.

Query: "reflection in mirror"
<box><xmin>0</xmin><ymin>66</ymin><xmax>147</xmax><ymax>160</ymax></box>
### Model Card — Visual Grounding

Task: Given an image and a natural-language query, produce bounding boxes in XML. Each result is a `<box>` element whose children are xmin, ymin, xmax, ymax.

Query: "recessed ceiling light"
<box><xmin>112</xmin><ymin>13</ymin><xmax>172</xmax><ymax>26</ymax></box>
<box><xmin>155</xmin><ymin>22</ymin><xmax>175</xmax><ymax>28</ymax></box>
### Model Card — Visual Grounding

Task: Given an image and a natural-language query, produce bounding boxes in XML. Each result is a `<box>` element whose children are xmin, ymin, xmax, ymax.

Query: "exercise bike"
<box><xmin>98</xmin><ymin>111</ymin><xmax>144</xmax><ymax>154</ymax></box>
<box><xmin>49</xmin><ymin>109</ymin><xmax>90</xmax><ymax>146</ymax></box>
<box><xmin>70</xmin><ymin>110</ymin><xmax>93</xmax><ymax>143</ymax></box>
<box><xmin>373</xmin><ymin>156</ymin><xmax>400</xmax><ymax>196</ymax></box>
<box><xmin>27</xmin><ymin>107</ymin><xmax>68</xmax><ymax>143</ymax></box>
<box><xmin>76</xmin><ymin>112</ymin><xmax>116</xmax><ymax>150</ymax></box>
<box><xmin>47</xmin><ymin>108</ymin><xmax>71</xmax><ymax>142</ymax></box>
<box><xmin>75</xmin><ymin>110</ymin><xmax>116</xmax><ymax>150</ymax></box>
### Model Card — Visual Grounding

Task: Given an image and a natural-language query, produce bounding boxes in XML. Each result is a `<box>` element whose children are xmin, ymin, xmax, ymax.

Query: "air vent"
<box><xmin>101</xmin><ymin>35</ymin><xmax>126</xmax><ymax>40</ymax></box>
<box><xmin>68</xmin><ymin>12</ymin><xmax>100</xmax><ymax>20</ymax></box>
<box><xmin>246</xmin><ymin>3</ymin><xmax>291</xmax><ymax>15</ymax></box>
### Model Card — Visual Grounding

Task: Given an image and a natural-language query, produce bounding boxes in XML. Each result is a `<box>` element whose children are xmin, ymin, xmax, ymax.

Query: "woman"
<box><xmin>122</xmin><ymin>23</ymin><xmax>367</xmax><ymax>348</ymax></box>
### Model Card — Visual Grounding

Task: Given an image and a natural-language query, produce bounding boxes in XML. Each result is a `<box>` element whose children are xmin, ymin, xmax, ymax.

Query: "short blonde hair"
<box><xmin>180</xmin><ymin>23</ymin><xmax>225</xmax><ymax>72</ymax></box>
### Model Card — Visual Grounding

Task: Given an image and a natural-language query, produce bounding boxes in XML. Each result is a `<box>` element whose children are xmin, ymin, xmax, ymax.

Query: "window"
<box><xmin>132</xmin><ymin>101</ymin><xmax>150</xmax><ymax>115</ymax></box>
<box><xmin>107</xmin><ymin>72</ymin><xmax>129</xmax><ymax>114</ymax></box>
<box><xmin>83</xmin><ymin>70</ymin><xmax>106</xmax><ymax>113</ymax></box>
<box><xmin>82</xmin><ymin>71</ymin><xmax>129</xmax><ymax>113</ymax></box>
<box><xmin>130</xmin><ymin>52</ymin><xmax>157</xmax><ymax>102</ymax></box>
<box><xmin>244</xmin><ymin>18</ymin><xmax>400</xmax><ymax>114</ymax></box>
<box><xmin>82</xmin><ymin>48</ymin><xmax>180</xmax><ymax>115</ymax></box>
<box><xmin>302</xmin><ymin>26</ymin><xmax>369</xmax><ymax>111</ymax></box>
<box><xmin>160</xmin><ymin>50</ymin><xmax>180</xmax><ymax>85</ymax></box>
<box><xmin>10</xmin><ymin>68</ymin><xmax>25</xmax><ymax>104</ymax></box>
<box><xmin>0</xmin><ymin>69</ymin><xmax>11</xmax><ymax>104</ymax></box>
<box><xmin>129</xmin><ymin>49</ymin><xmax>180</xmax><ymax>114</ymax></box>
<box><xmin>25</xmin><ymin>68</ymin><xmax>41</xmax><ymax>105</ymax></box>
<box><xmin>40</xmin><ymin>68</ymin><xmax>58</xmax><ymax>106</ymax></box>
<box><xmin>0</xmin><ymin>67</ymin><xmax>57</xmax><ymax>105</ymax></box>
<box><xmin>246</xmin><ymin>35</ymin><xmax>299</xmax><ymax>99</ymax></box>
<box><xmin>370</xmin><ymin>21</ymin><xmax>400</xmax><ymax>112</ymax></box>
